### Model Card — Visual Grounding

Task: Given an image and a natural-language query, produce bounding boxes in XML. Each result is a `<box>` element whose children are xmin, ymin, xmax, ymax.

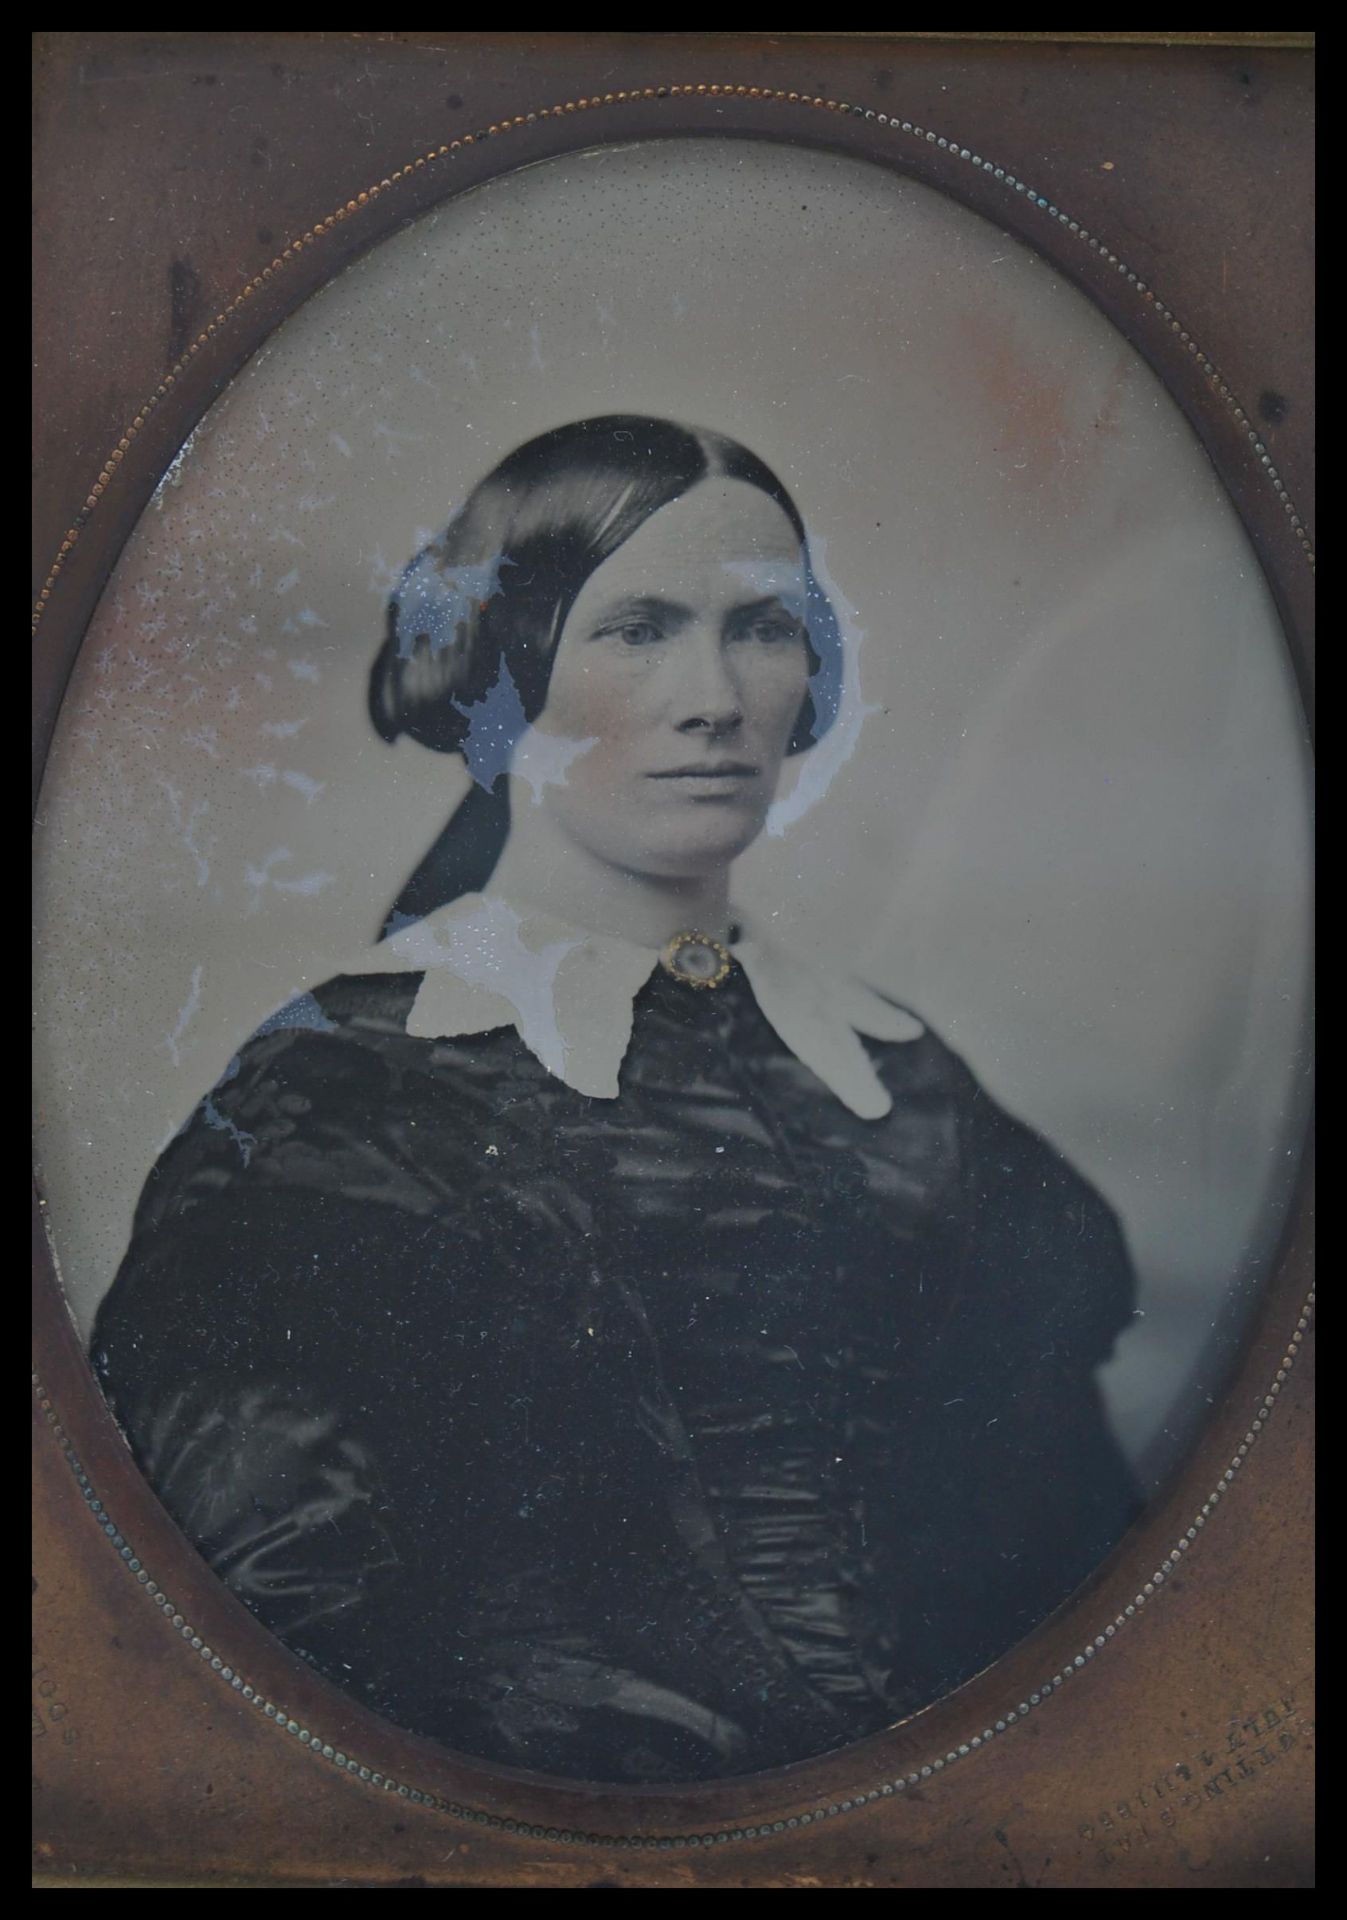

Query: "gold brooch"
<box><xmin>659</xmin><ymin>930</ymin><xmax>733</xmax><ymax>989</ymax></box>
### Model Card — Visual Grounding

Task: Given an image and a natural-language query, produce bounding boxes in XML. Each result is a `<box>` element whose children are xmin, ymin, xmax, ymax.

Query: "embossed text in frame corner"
<box><xmin>1073</xmin><ymin>1684</ymin><xmax>1314</xmax><ymax>1876</ymax></box>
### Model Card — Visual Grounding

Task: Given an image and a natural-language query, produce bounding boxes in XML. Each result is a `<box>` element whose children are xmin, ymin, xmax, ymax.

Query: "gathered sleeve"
<box><xmin>863</xmin><ymin>1031</ymin><xmax>1143</xmax><ymax>1709</ymax></box>
<box><xmin>89</xmin><ymin>977</ymin><xmax>585</xmax><ymax>1727</ymax></box>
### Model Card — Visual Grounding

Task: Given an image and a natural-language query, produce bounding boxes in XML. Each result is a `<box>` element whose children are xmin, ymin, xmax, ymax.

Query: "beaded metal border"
<box><xmin>660</xmin><ymin>931</ymin><xmax>735</xmax><ymax>990</ymax></box>
<box><xmin>31</xmin><ymin>1287</ymin><xmax>1312</xmax><ymax>1848</ymax></box>
<box><xmin>33</xmin><ymin>74</ymin><xmax>1316</xmax><ymax>1854</ymax></box>
<box><xmin>31</xmin><ymin>77</ymin><xmax>1314</xmax><ymax>638</ymax></box>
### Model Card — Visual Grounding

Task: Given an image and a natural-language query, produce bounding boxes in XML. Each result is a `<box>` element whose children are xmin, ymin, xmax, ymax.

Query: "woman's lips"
<box><xmin>647</xmin><ymin>763</ymin><xmax>759</xmax><ymax>780</ymax></box>
<box><xmin>645</xmin><ymin>764</ymin><xmax>761</xmax><ymax>801</ymax></box>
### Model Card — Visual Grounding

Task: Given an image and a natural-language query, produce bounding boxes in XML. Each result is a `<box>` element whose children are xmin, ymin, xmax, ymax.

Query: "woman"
<box><xmin>93</xmin><ymin>416</ymin><xmax>1140</xmax><ymax>1786</ymax></box>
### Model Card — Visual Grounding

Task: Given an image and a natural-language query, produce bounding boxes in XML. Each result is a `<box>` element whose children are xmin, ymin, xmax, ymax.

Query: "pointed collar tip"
<box><xmin>358</xmin><ymin>891</ymin><xmax>921</xmax><ymax>1119</ymax></box>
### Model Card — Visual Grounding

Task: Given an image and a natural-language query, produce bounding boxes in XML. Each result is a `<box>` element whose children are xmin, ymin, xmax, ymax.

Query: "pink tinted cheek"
<box><xmin>749</xmin><ymin>656</ymin><xmax>811</xmax><ymax>734</ymax></box>
<box><xmin>537</xmin><ymin>668</ymin><xmax>645</xmax><ymax>767</ymax></box>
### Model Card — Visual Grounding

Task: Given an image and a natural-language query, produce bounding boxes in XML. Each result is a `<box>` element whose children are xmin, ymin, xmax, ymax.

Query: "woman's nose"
<box><xmin>672</xmin><ymin>634</ymin><xmax>744</xmax><ymax>735</ymax></box>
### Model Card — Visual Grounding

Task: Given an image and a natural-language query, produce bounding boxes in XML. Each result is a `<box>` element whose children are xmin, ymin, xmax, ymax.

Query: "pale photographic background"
<box><xmin>33</xmin><ymin>138</ymin><xmax>1312</xmax><ymax>1487</ymax></box>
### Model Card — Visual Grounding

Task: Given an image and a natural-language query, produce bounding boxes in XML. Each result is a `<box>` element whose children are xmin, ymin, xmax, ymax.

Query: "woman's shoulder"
<box><xmin>104</xmin><ymin>966</ymin><xmax>557</xmax><ymax>1337</ymax></box>
<box><xmin>847</xmin><ymin>995</ymin><xmax>1133</xmax><ymax>1273</ymax></box>
<box><xmin>140</xmin><ymin>968</ymin><xmax>530</xmax><ymax>1212</ymax></box>
<box><xmin>266</xmin><ymin>971</ymin><xmax>424</xmax><ymax>1039</ymax></box>
<box><xmin>178</xmin><ymin>973</ymin><xmax>429</xmax><ymax>1124</ymax></box>
<box><xmin>855</xmin><ymin>997</ymin><xmax>1114</xmax><ymax>1196</ymax></box>
<box><xmin>820</xmin><ymin>967</ymin><xmax>991</xmax><ymax>1110</ymax></box>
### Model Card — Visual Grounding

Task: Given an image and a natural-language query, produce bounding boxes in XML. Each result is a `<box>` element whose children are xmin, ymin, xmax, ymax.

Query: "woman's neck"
<box><xmin>487</xmin><ymin>790</ymin><xmax>733</xmax><ymax>950</ymax></box>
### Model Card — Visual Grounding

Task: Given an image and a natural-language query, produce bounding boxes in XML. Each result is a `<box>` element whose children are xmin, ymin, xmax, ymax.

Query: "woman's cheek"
<box><xmin>557</xmin><ymin>726</ymin><xmax>632</xmax><ymax>801</ymax></box>
<box><xmin>758</xmin><ymin>658</ymin><xmax>811</xmax><ymax>738</ymax></box>
<box><xmin>547</xmin><ymin>661</ymin><xmax>648</xmax><ymax>742</ymax></box>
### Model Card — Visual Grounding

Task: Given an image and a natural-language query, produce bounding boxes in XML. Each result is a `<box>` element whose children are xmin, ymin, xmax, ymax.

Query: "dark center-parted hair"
<box><xmin>368</xmin><ymin>415</ymin><xmax>844</xmax><ymax>931</ymax></box>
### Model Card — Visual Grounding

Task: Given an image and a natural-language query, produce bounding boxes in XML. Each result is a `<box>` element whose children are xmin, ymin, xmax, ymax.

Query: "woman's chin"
<box><xmin>630</xmin><ymin>820</ymin><xmax>766</xmax><ymax>879</ymax></box>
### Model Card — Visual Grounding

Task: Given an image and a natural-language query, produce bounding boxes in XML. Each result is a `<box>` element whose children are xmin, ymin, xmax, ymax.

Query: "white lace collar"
<box><xmin>353</xmin><ymin>891</ymin><xmax>923</xmax><ymax>1121</ymax></box>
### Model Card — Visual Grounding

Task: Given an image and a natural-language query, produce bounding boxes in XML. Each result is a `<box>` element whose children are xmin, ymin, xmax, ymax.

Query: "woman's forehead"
<box><xmin>577</xmin><ymin>477</ymin><xmax>806</xmax><ymax>609</ymax></box>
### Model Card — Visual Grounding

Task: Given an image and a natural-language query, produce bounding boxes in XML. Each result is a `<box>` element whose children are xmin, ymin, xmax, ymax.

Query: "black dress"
<box><xmin>92</xmin><ymin>957</ymin><xmax>1140</xmax><ymax>1784</ymax></box>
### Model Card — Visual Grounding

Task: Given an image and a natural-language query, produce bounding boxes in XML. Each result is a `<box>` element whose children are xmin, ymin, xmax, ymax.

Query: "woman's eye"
<box><xmin>738</xmin><ymin>616</ymin><xmax>804</xmax><ymax>645</ymax></box>
<box><xmin>597</xmin><ymin>621</ymin><xmax>664</xmax><ymax>647</ymax></box>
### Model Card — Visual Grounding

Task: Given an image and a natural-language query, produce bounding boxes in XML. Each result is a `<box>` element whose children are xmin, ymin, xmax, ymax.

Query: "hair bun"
<box><xmin>370</xmin><ymin>541</ymin><xmax>517</xmax><ymax>755</ymax></box>
<box><xmin>394</xmin><ymin>543</ymin><xmax>518</xmax><ymax>665</ymax></box>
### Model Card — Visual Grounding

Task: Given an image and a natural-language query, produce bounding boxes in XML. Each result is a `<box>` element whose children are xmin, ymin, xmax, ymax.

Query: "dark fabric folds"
<box><xmin>93</xmin><ymin>963</ymin><xmax>1141</xmax><ymax>1783</ymax></box>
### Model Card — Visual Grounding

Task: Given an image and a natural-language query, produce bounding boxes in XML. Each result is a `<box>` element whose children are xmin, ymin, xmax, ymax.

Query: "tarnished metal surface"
<box><xmin>33</xmin><ymin>32</ymin><xmax>1313</xmax><ymax>1887</ymax></box>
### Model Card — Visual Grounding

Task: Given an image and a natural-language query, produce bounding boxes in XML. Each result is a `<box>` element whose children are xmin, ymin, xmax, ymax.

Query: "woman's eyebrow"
<box><xmin>728</xmin><ymin>593</ymin><xmax>802</xmax><ymax>616</ymax></box>
<box><xmin>589</xmin><ymin>594</ymin><xmax>693</xmax><ymax>628</ymax></box>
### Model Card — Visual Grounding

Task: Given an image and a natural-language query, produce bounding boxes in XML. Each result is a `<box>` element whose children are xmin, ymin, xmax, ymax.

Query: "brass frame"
<box><xmin>33</xmin><ymin>33</ymin><xmax>1313</xmax><ymax>1888</ymax></box>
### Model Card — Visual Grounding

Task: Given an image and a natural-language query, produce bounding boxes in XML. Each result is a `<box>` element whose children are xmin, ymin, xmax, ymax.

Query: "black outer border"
<box><xmin>33</xmin><ymin>70</ymin><xmax>1314</xmax><ymax>1860</ymax></box>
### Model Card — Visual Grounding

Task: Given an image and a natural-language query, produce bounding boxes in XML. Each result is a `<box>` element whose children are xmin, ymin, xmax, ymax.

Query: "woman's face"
<box><xmin>518</xmin><ymin>477</ymin><xmax>812</xmax><ymax>880</ymax></box>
